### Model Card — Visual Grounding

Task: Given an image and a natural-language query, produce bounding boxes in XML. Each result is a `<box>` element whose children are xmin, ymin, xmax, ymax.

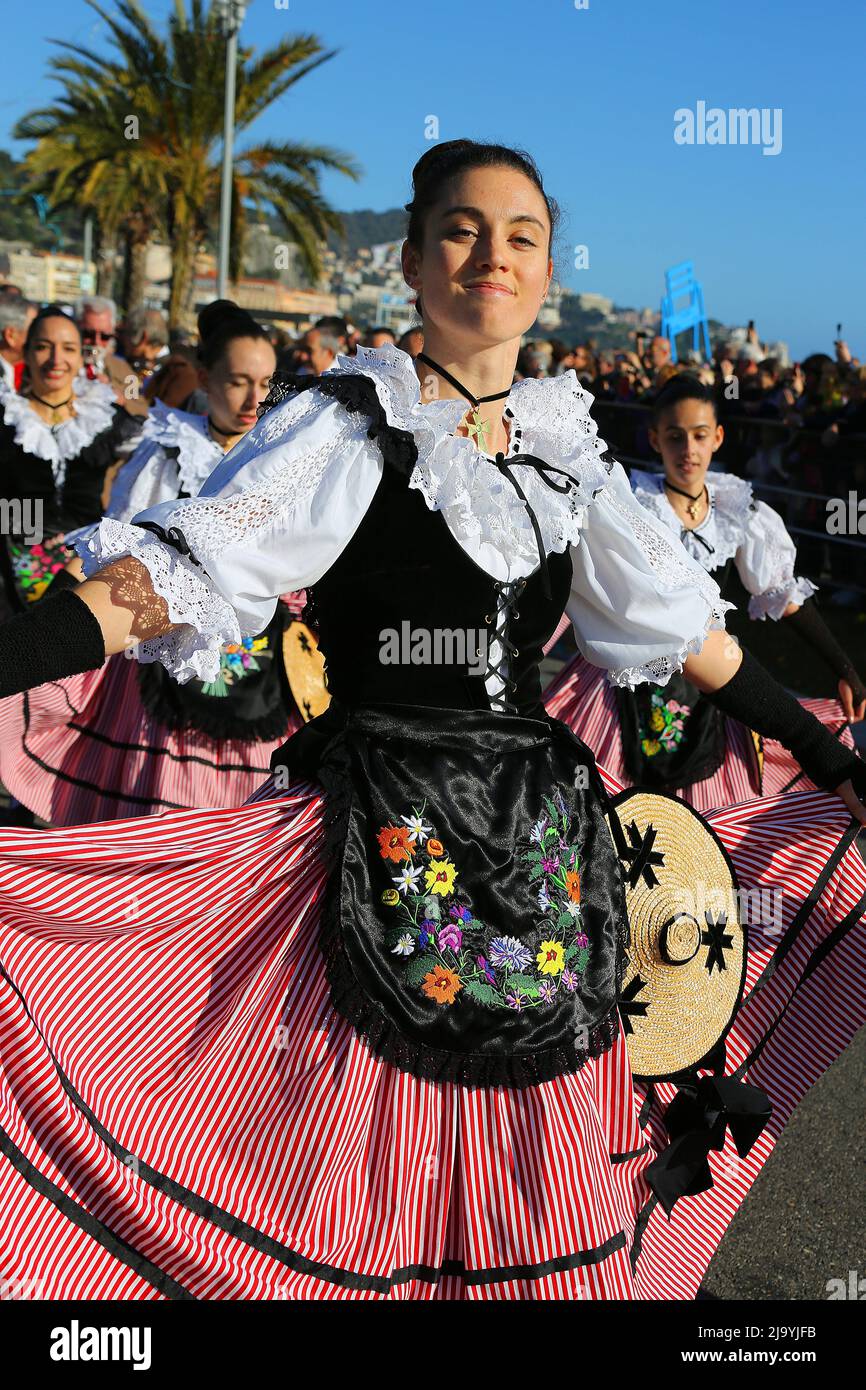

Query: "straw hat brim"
<box><xmin>608</xmin><ymin>787</ymin><xmax>748</xmax><ymax>1083</ymax></box>
<box><xmin>282</xmin><ymin>620</ymin><xmax>331</xmax><ymax>723</ymax></box>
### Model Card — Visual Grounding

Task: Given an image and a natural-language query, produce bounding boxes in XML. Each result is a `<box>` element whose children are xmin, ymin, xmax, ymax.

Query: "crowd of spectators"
<box><xmin>514</xmin><ymin>323</ymin><xmax>865</xmax><ymax>596</ymax></box>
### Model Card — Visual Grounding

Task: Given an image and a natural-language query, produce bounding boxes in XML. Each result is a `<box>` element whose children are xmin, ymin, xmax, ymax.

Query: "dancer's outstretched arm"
<box><xmin>0</xmin><ymin>557</ymin><xmax>179</xmax><ymax>699</ymax></box>
<box><xmin>684</xmin><ymin>629</ymin><xmax>866</xmax><ymax>826</ymax></box>
<box><xmin>74</xmin><ymin>555</ymin><xmax>178</xmax><ymax>654</ymax></box>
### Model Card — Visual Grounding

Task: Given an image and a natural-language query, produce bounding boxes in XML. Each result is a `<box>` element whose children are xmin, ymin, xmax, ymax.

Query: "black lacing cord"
<box><xmin>483</xmin><ymin>577</ymin><xmax>527</xmax><ymax>712</ymax></box>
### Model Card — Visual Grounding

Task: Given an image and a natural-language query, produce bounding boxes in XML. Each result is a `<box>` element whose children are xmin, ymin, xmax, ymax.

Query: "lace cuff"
<box><xmin>73</xmin><ymin>517</ymin><xmax>241</xmax><ymax>683</ymax></box>
<box><xmin>748</xmin><ymin>575</ymin><xmax>818</xmax><ymax>622</ymax></box>
<box><xmin>604</xmin><ymin>605</ymin><xmax>732</xmax><ymax>689</ymax></box>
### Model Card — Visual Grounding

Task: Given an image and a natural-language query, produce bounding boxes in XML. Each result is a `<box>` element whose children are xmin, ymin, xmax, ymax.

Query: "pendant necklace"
<box><xmin>417</xmin><ymin>352</ymin><xmax>512</xmax><ymax>454</ymax></box>
<box><xmin>28</xmin><ymin>391</ymin><xmax>73</xmax><ymax>433</ymax></box>
<box><xmin>664</xmin><ymin>477</ymin><xmax>707</xmax><ymax>521</ymax></box>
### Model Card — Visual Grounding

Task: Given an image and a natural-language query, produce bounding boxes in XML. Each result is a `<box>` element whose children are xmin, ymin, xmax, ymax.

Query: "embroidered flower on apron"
<box><xmin>199</xmin><ymin>633</ymin><xmax>272</xmax><ymax>697</ymax></box>
<box><xmin>639</xmin><ymin>691</ymin><xmax>693</xmax><ymax>758</ymax></box>
<box><xmin>375</xmin><ymin>792</ymin><xmax>591</xmax><ymax>1012</ymax></box>
<box><xmin>8</xmin><ymin>536</ymin><xmax>76</xmax><ymax>603</ymax></box>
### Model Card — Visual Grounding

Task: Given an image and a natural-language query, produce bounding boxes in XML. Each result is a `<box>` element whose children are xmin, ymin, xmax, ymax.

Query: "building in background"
<box><xmin>0</xmin><ymin>242</ymin><xmax>96</xmax><ymax>303</ymax></box>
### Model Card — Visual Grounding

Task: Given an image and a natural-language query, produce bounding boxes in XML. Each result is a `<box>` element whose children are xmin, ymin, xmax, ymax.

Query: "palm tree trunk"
<box><xmin>168</xmin><ymin>225</ymin><xmax>197</xmax><ymax>333</ymax></box>
<box><xmin>96</xmin><ymin>241</ymin><xmax>118</xmax><ymax>301</ymax></box>
<box><xmin>122</xmin><ymin>235</ymin><xmax>150</xmax><ymax>317</ymax></box>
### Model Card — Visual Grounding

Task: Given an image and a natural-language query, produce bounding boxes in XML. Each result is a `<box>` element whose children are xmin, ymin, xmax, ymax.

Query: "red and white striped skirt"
<box><xmin>0</xmin><ymin>654</ymin><xmax>300</xmax><ymax>824</ymax></box>
<box><xmin>545</xmin><ymin>653</ymin><xmax>855</xmax><ymax>813</ymax></box>
<box><xmin>0</xmin><ymin>761</ymin><xmax>863</xmax><ymax>1299</ymax></box>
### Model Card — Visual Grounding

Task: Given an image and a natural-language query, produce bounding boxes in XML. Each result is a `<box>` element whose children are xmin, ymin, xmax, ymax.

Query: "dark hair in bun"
<box><xmin>197</xmin><ymin>298</ymin><xmax>270</xmax><ymax>369</ymax></box>
<box><xmin>404</xmin><ymin>140</ymin><xmax>559</xmax><ymax>318</ymax></box>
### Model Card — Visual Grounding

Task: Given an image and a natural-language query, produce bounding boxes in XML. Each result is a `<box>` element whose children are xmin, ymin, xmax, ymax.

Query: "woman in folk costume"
<box><xmin>0</xmin><ymin>304</ymin><xmax>142</xmax><ymax>621</ymax></box>
<box><xmin>545</xmin><ymin>373</ymin><xmax>866</xmax><ymax>811</ymax></box>
<box><xmin>0</xmin><ymin>301</ymin><xmax>314</xmax><ymax>824</ymax></box>
<box><xmin>0</xmin><ymin>141</ymin><xmax>864</xmax><ymax>1301</ymax></box>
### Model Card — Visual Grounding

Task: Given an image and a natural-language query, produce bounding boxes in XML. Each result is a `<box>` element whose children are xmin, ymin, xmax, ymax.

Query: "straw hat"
<box><xmin>609</xmin><ymin>788</ymin><xmax>747</xmax><ymax>1083</ymax></box>
<box><xmin>282</xmin><ymin>620</ymin><xmax>331</xmax><ymax>723</ymax></box>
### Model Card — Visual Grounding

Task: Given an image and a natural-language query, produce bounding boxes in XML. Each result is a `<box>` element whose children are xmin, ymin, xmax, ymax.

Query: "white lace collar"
<box><xmin>329</xmin><ymin>344</ymin><xmax>614</xmax><ymax>581</ymax></box>
<box><xmin>631</xmin><ymin>467</ymin><xmax>753</xmax><ymax>572</ymax></box>
<box><xmin>0</xmin><ymin>374</ymin><xmax>117</xmax><ymax>469</ymax></box>
<box><xmin>141</xmin><ymin>400</ymin><xmax>222</xmax><ymax>495</ymax></box>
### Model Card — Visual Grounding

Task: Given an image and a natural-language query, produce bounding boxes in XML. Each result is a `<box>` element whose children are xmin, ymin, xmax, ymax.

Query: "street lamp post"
<box><xmin>215</xmin><ymin>0</ymin><xmax>249</xmax><ymax>300</ymax></box>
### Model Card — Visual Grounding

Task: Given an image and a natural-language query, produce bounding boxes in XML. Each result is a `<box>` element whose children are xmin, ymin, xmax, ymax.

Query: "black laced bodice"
<box><xmin>260</xmin><ymin>371</ymin><xmax>574</xmax><ymax>717</ymax></box>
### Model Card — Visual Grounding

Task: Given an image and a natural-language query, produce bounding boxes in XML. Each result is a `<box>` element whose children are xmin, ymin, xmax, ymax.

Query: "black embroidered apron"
<box><xmin>134</xmin><ymin>604</ymin><xmax>294</xmax><ymax>741</ymax></box>
<box><xmin>281</xmin><ymin>699</ymin><xmax>629</xmax><ymax>1088</ymax></box>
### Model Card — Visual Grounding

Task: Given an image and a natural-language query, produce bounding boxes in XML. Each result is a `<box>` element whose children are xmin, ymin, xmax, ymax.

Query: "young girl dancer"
<box><xmin>0</xmin><ymin>302</ymin><xmax>308</xmax><ymax>822</ymax></box>
<box><xmin>0</xmin><ymin>143</ymin><xmax>864</xmax><ymax>1300</ymax></box>
<box><xmin>545</xmin><ymin>374</ymin><xmax>865</xmax><ymax>809</ymax></box>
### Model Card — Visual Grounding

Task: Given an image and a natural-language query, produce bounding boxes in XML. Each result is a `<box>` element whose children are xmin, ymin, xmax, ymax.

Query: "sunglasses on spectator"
<box><xmin>81</xmin><ymin>329</ymin><xmax>114</xmax><ymax>343</ymax></box>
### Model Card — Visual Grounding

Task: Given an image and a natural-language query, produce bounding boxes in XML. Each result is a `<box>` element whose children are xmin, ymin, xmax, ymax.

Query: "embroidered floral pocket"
<box><xmin>199</xmin><ymin>635</ymin><xmax>273</xmax><ymax>697</ymax></box>
<box><xmin>639</xmin><ymin>691</ymin><xmax>692</xmax><ymax>758</ymax></box>
<box><xmin>8</xmin><ymin>536</ymin><xmax>76</xmax><ymax>603</ymax></box>
<box><xmin>376</xmin><ymin>792</ymin><xmax>591</xmax><ymax>1012</ymax></box>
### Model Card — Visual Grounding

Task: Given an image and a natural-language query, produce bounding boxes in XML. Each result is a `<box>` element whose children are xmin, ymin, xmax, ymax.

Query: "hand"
<box><xmin>838</xmin><ymin>679</ymin><xmax>866</xmax><ymax>722</ymax></box>
<box><xmin>835</xmin><ymin>339</ymin><xmax>852</xmax><ymax>365</ymax></box>
<box><xmin>836</xmin><ymin>778</ymin><xmax>866</xmax><ymax>826</ymax></box>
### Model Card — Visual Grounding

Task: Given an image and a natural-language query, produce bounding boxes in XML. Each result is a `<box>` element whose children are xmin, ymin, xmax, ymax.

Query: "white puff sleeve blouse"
<box><xmin>73</xmin><ymin>384</ymin><xmax>383</xmax><ymax>682</ymax></box>
<box><xmin>71</xmin><ymin>346</ymin><xmax>731</xmax><ymax>694</ymax></box>
<box><xmin>566</xmin><ymin>460</ymin><xmax>732</xmax><ymax>687</ymax></box>
<box><xmin>734</xmin><ymin>499</ymin><xmax>818</xmax><ymax>621</ymax></box>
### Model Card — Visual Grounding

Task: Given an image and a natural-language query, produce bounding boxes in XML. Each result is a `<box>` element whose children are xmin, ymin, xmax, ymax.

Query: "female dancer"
<box><xmin>0</xmin><ymin>305</ymin><xmax>141</xmax><ymax>619</ymax></box>
<box><xmin>0</xmin><ymin>142</ymin><xmax>864</xmax><ymax>1301</ymax></box>
<box><xmin>546</xmin><ymin>373</ymin><xmax>866</xmax><ymax>809</ymax></box>
<box><xmin>0</xmin><ymin>301</ymin><xmax>308</xmax><ymax>823</ymax></box>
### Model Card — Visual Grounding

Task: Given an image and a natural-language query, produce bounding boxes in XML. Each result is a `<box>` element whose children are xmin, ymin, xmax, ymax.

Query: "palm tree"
<box><xmin>14</xmin><ymin>38</ymin><xmax>169</xmax><ymax>309</ymax></box>
<box><xmin>14</xmin><ymin>0</ymin><xmax>360</xmax><ymax>326</ymax></box>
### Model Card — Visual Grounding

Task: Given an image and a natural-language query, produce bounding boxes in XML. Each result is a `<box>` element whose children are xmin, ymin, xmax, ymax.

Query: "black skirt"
<box><xmin>276</xmin><ymin>702</ymin><xmax>631</xmax><ymax>1089</ymax></box>
<box><xmin>135</xmin><ymin>605</ymin><xmax>295</xmax><ymax>742</ymax></box>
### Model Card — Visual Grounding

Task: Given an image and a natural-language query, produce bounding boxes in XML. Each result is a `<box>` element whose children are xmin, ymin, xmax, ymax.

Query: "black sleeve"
<box><xmin>783</xmin><ymin>598</ymin><xmax>866</xmax><ymax>704</ymax></box>
<box><xmin>40</xmin><ymin>566</ymin><xmax>81</xmax><ymax>598</ymax></box>
<box><xmin>704</xmin><ymin>649</ymin><xmax>866</xmax><ymax>795</ymax></box>
<box><xmin>0</xmin><ymin>588</ymin><xmax>105</xmax><ymax>698</ymax></box>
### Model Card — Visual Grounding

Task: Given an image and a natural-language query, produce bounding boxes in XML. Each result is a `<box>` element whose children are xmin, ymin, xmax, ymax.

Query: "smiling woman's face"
<box><xmin>26</xmin><ymin>315</ymin><xmax>83</xmax><ymax>397</ymax></box>
<box><xmin>402</xmin><ymin>165</ymin><xmax>553</xmax><ymax>350</ymax></box>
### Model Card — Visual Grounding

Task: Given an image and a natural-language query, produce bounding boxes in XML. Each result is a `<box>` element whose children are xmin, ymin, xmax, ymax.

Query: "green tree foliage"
<box><xmin>13</xmin><ymin>0</ymin><xmax>360</xmax><ymax>325</ymax></box>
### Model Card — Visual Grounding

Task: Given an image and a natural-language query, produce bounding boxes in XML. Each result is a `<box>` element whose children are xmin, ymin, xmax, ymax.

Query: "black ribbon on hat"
<box><xmin>702</xmin><ymin>908</ymin><xmax>735</xmax><ymax>974</ymax></box>
<box><xmin>618</xmin><ymin>974</ymin><xmax>649</xmax><ymax>1036</ymax></box>
<box><xmin>643</xmin><ymin>1071</ymin><xmax>772</xmax><ymax>1218</ymax></box>
<box><xmin>618</xmin><ymin>818</ymin><xmax>666</xmax><ymax>890</ymax></box>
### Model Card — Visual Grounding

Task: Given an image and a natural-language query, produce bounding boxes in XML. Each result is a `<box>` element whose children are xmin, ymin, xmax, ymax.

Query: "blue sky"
<box><xmin>2</xmin><ymin>0</ymin><xmax>863</xmax><ymax>357</ymax></box>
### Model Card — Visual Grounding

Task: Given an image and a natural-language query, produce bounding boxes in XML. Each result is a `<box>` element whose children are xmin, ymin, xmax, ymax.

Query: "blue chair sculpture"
<box><xmin>660</xmin><ymin>261</ymin><xmax>711</xmax><ymax>363</ymax></box>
